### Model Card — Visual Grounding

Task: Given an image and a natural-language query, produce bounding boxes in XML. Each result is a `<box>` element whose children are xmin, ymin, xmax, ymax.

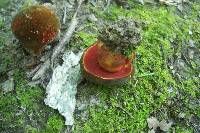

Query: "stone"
<box><xmin>188</xmin><ymin>49</ymin><xmax>194</xmax><ymax>59</ymax></box>
<box><xmin>189</xmin><ymin>40</ymin><xmax>195</xmax><ymax>47</ymax></box>
<box><xmin>159</xmin><ymin>120</ymin><xmax>173</xmax><ymax>131</ymax></box>
<box><xmin>147</xmin><ymin>117</ymin><xmax>159</xmax><ymax>130</ymax></box>
<box><xmin>88</xmin><ymin>14</ymin><xmax>98</xmax><ymax>22</ymax></box>
<box><xmin>0</xmin><ymin>78</ymin><xmax>14</xmax><ymax>92</ymax></box>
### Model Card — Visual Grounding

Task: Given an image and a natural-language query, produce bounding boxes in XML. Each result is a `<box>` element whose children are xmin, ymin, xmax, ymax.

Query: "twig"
<box><xmin>32</xmin><ymin>59</ymin><xmax>50</xmax><ymax>81</ymax></box>
<box><xmin>62</xmin><ymin>6</ymin><xmax>67</xmax><ymax>24</ymax></box>
<box><xmin>181</xmin><ymin>53</ymin><xmax>194</xmax><ymax>70</ymax></box>
<box><xmin>105</xmin><ymin>0</ymin><xmax>112</xmax><ymax>10</ymax></box>
<box><xmin>31</xmin><ymin>0</ymin><xmax>84</xmax><ymax>83</ymax></box>
<box><xmin>134</xmin><ymin>80</ymin><xmax>138</xmax><ymax>88</ymax></box>
<box><xmin>27</xmin><ymin>64</ymin><xmax>41</xmax><ymax>78</ymax></box>
<box><xmin>51</xmin><ymin>0</ymin><xmax>84</xmax><ymax>67</ymax></box>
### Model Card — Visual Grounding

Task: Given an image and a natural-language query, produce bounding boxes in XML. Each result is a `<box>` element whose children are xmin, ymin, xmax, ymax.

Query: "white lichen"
<box><xmin>44</xmin><ymin>51</ymin><xmax>83</xmax><ymax>125</ymax></box>
<box><xmin>159</xmin><ymin>0</ymin><xmax>187</xmax><ymax>6</ymax></box>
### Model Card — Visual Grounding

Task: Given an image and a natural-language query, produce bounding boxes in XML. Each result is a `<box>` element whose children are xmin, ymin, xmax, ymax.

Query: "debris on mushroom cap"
<box><xmin>98</xmin><ymin>18</ymin><xmax>142</xmax><ymax>55</ymax></box>
<box><xmin>11</xmin><ymin>5</ymin><xmax>60</xmax><ymax>54</ymax></box>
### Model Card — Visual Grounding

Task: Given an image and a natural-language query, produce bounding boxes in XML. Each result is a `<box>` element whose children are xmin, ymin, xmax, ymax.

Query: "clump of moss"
<box><xmin>0</xmin><ymin>69</ymin><xmax>65</xmax><ymax>132</ymax></box>
<box><xmin>98</xmin><ymin>18</ymin><xmax>142</xmax><ymax>56</ymax></box>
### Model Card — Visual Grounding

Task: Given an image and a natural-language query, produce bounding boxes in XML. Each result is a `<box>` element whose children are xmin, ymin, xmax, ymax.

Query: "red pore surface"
<box><xmin>83</xmin><ymin>44</ymin><xmax>133</xmax><ymax>79</ymax></box>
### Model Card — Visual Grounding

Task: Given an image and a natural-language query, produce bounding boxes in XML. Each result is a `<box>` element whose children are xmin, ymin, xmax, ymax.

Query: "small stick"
<box><xmin>62</xmin><ymin>6</ymin><xmax>67</xmax><ymax>24</ymax></box>
<box><xmin>32</xmin><ymin>59</ymin><xmax>50</xmax><ymax>81</ymax></box>
<box><xmin>134</xmin><ymin>80</ymin><xmax>138</xmax><ymax>88</ymax></box>
<box><xmin>51</xmin><ymin>0</ymin><xmax>84</xmax><ymax>67</ymax></box>
<box><xmin>105</xmin><ymin>0</ymin><xmax>112</xmax><ymax>10</ymax></box>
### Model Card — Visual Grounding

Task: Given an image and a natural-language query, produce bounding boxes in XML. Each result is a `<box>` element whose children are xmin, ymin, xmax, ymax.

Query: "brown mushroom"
<box><xmin>11</xmin><ymin>5</ymin><xmax>60</xmax><ymax>67</ymax></box>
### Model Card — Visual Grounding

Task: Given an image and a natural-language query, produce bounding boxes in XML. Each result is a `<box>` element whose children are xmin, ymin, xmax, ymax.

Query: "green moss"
<box><xmin>25</xmin><ymin>126</ymin><xmax>38</xmax><ymax>133</ymax></box>
<box><xmin>0</xmin><ymin>16</ymin><xmax>4</xmax><ymax>28</ymax></box>
<box><xmin>0</xmin><ymin>69</ymin><xmax>65</xmax><ymax>132</ymax></box>
<box><xmin>0</xmin><ymin>93</ymin><xmax>24</xmax><ymax>132</ymax></box>
<box><xmin>1</xmin><ymin>1</ymin><xmax>199</xmax><ymax>132</ymax></box>
<box><xmin>14</xmin><ymin>70</ymin><xmax>43</xmax><ymax>110</ymax></box>
<box><xmin>44</xmin><ymin>115</ymin><xmax>65</xmax><ymax>133</ymax></box>
<box><xmin>78</xmin><ymin>31</ymin><xmax>97</xmax><ymax>47</ymax></box>
<box><xmin>74</xmin><ymin>2</ymin><xmax>200</xmax><ymax>132</ymax></box>
<box><xmin>0</xmin><ymin>1</ymin><xmax>10</xmax><ymax>8</ymax></box>
<box><xmin>175</xmin><ymin>127</ymin><xmax>193</xmax><ymax>133</ymax></box>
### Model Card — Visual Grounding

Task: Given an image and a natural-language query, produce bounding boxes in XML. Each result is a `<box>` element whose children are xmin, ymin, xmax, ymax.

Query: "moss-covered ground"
<box><xmin>0</xmin><ymin>0</ymin><xmax>199</xmax><ymax>132</ymax></box>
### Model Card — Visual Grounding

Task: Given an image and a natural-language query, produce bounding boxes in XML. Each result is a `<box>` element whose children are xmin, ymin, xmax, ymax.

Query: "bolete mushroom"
<box><xmin>11</xmin><ymin>5</ymin><xmax>60</xmax><ymax>67</ymax></box>
<box><xmin>81</xmin><ymin>18</ymin><xmax>141</xmax><ymax>85</ymax></box>
<box><xmin>81</xmin><ymin>43</ymin><xmax>134</xmax><ymax>85</ymax></box>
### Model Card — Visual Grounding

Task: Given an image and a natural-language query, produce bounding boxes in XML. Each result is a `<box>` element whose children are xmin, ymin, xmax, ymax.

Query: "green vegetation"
<box><xmin>78</xmin><ymin>31</ymin><xmax>97</xmax><ymax>47</ymax></box>
<box><xmin>0</xmin><ymin>0</ymin><xmax>199</xmax><ymax>132</ymax></box>
<box><xmin>0</xmin><ymin>70</ymin><xmax>65</xmax><ymax>132</ymax></box>
<box><xmin>74</xmin><ymin>2</ymin><xmax>200</xmax><ymax>132</ymax></box>
<box><xmin>0</xmin><ymin>1</ymin><xmax>10</xmax><ymax>8</ymax></box>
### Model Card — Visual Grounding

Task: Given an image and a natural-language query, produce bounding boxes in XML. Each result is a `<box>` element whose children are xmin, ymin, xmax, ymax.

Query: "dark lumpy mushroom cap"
<box><xmin>98</xmin><ymin>18</ymin><xmax>141</xmax><ymax>54</ymax></box>
<box><xmin>11</xmin><ymin>5</ymin><xmax>60</xmax><ymax>46</ymax></box>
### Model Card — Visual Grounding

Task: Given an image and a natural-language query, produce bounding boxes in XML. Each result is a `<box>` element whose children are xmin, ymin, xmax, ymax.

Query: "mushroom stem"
<box><xmin>22</xmin><ymin>42</ymin><xmax>45</xmax><ymax>56</ymax></box>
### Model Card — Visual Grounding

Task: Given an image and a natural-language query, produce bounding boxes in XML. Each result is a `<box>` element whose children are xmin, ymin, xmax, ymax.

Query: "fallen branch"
<box><xmin>30</xmin><ymin>0</ymin><xmax>84</xmax><ymax>84</ymax></box>
<box><xmin>62</xmin><ymin>6</ymin><xmax>67</xmax><ymax>24</ymax></box>
<box><xmin>32</xmin><ymin>59</ymin><xmax>50</xmax><ymax>81</ymax></box>
<box><xmin>51</xmin><ymin>0</ymin><xmax>84</xmax><ymax>67</ymax></box>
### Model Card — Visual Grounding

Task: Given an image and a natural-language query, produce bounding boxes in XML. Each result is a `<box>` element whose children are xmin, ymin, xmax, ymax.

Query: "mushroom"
<box><xmin>80</xmin><ymin>18</ymin><xmax>141</xmax><ymax>85</ymax></box>
<box><xmin>11</xmin><ymin>5</ymin><xmax>60</xmax><ymax>67</ymax></box>
<box><xmin>81</xmin><ymin>44</ymin><xmax>134</xmax><ymax>85</ymax></box>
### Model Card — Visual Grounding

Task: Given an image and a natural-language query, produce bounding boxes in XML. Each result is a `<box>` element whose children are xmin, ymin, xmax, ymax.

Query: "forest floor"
<box><xmin>0</xmin><ymin>0</ymin><xmax>199</xmax><ymax>132</ymax></box>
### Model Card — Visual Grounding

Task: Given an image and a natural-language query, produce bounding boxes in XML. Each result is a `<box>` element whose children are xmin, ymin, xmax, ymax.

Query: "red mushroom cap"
<box><xmin>81</xmin><ymin>43</ymin><xmax>134</xmax><ymax>85</ymax></box>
